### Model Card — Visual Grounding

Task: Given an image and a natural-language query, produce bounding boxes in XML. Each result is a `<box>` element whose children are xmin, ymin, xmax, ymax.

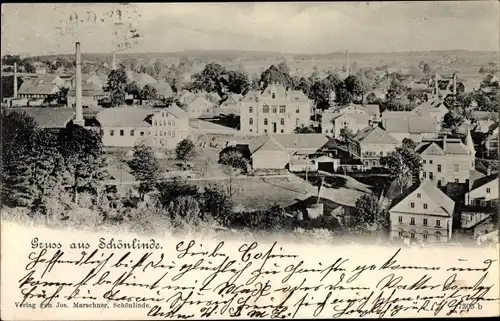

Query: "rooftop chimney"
<box><xmin>13</xmin><ymin>62</ymin><xmax>18</xmax><ymax>98</ymax></box>
<box><xmin>74</xmin><ymin>42</ymin><xmax>84</xmax><ymax>127</ymax></box>
<box><xmin>443</xmin><ymin>135</ymin><xmax>447</xmax><ymax>152</ymax></box>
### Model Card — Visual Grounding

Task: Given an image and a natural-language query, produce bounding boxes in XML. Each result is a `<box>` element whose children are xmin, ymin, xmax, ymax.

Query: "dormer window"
<box><xmin>272</xmin><ymin>93</ymin><xmax>276</xmax><ymax>99</ymax></box>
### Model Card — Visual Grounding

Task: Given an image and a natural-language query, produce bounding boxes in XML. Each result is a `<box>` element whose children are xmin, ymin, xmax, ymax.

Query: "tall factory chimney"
<box><xmin>13</xmin><ymin>62</ymin><xmax>18</xmax><ymax>98</ymax></box>
<box><xmin>434</xmin><ymin>70</ymin><xmax>439</xmax><ymax>97</ymax></box>
<box><xmin>74</xmin><ymin>42</ymin><xmax>84</xmax><ymax>127</ymax></box>
<box><xmin>112</xmin><ymin>51</ymin><xmax>117</xmax><ymax>70</ymax></box>
<box><xmin>346</xmin><ymin>50</ymin><xmax>350</xmax><ymax>76</ymax></box>
<box><xmin>452</xmin><ymin>71</ymin><xmax>457</xmax><ymax>96</ymax></box>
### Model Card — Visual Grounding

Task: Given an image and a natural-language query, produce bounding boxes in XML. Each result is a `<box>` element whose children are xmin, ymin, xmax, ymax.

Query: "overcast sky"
<box><xmin>1</xmin><ymin>2</ymin><xmax>499</xmax><ymax>56</ymax></box>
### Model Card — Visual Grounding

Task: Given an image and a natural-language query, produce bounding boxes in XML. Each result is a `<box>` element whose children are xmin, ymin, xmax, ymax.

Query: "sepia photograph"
<box><xmin>1</xmin><ymin>2</ymin><xmax>499</xmax><ymax>319</ymax></box>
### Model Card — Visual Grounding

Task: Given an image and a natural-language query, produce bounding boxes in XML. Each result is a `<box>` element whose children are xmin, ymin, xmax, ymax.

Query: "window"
<box><xmin>296</xmin><ymin>118</ymin><xmax>299</xmax><ymax>126</ymax></box>
<box><xmin>423</xmin><ymin>232</ymin><xmax>428</xmax><ymax>240</ymax></box>
<box><xmin>410</xmin><ymin>202</ymin><xmax>415</xmax><ymax>208</ymax></box>
<box><xmin>249</xmin><ymin>106</ymin><xmax>253</xmax><ymax>113</ymax></box>
<box><xmin>296</xmin><ymin>108</ymin><xmax>300</xmax><ymax>114</ymax></box>
<box><xmin>429</xmin><ymin>160</ymin><xmax>433</xmax><ymax>164</ymax></box>
<box><xmin>429</xmin><ymin>172</ymin><xmax>434</xmax><ymax>180</ymax></box>
<box><xmin>480</xmin><ymin>200</ymin><xmax>486</xmax><ymax>207</ymax></box>
<box><xmin>130</xmin><ymin>130</ymin><xmax>134</xmax><ymax>136</ymax></box>
<box><xmin>364</xmin><ymin>161</ymin><xmax>369</xmax><ymax>166</ymax></box>
<box><xmin>436</xmin><ymin>220</ymin><xmax>441</xmax><ymax>227</ymax></box>
<box><xmin>423</xmin><ymin>203</ymin><xmax>428</xmax><ymax>209</ymax></box>
<box><xmin>454</xmin><ymin>164</ymin><xmax>459</xmax><ymax>172</ymax></box>
<box><xmin>250</xmin><ymin>129</ymin><xmax>253</xmax><ymax>132</ymax></box>
<box><xmin>272</xmin><ymin>106</ymin><xmax>277</xmax><ymax>113</ymax></box>
<box><xmin>279</xmin><ymin>105</ymin><xmax>286</xmax><ymax>113</ymax></box>
<box><xmin>423</xmin><ymin>172</ymin><xmax>426</xmax><ymax>178</ymax></box>
<box><xmin>140</xmin><ymin>132</ymin><xmax>145</xmax><ymax>136</ymax></box>
<box><xmin>264</xmin><ymin>118</ymin><xmax>268</xmax><ymax>125</ymax></box>
<box><xmin>423</xmin><ymin>218</ymin><xmax>428</xmax><ymax>226</ymax></box>
<box><xmin>486</xmin><ymin>188</ymin><xmax>491</xmax><ymax>193</ymax></box>
<box><xmin>398</xmin><ymin>231</ymin><xmax>403</xmax><ymax>237</ymax></box>
<box><xmin>435</xmin><ymin>232</ymin><xmax>441</xmax><ymax>241</ymax></box>
<box><xmin>264</xmin><ymin>129</ymin><xmax>268</xmax><ymax>133</ymax></box>
<box><xmin>398</xmin><ymin>216</ymin><xmax>402</xmax><ymax>223</ymax></box>
<box><xmin>417</xmin><ymin>193</ymin><xmax>421</xmax><ymax>198</ymax></box>
<box><xmin>280</xmin><ymin>118</ymin><xmax>284</xmax><ymax>125</ymax></box>
<box><xmin>410</xmin><ymin>231</ymin><xmax>415</xmax><ymax>239</ymax></box>
<box><xmin>110</xmin><ymin>129</ymin><xmax>114</xmax><ymax>136</ymax></box>
<box><xmin>263</xmin><ymin>105</ymin><xmax>269</xmax><ymax>113</ymax></box>
<box><xmin>120</xmin><ymin>130</ymin><xmax>124</xmax><ymax>136</ymax></box>
<box><xmin>380</xmin><ymin>151</ymin><xmax>383</xmax><ymax>156</ymax></box>
<box><xmin>454</xmin><ymin>179</ymin><xmax>459</xmax><ymax>183</ymax></box>
<box><xmin>154</xmin><ymin>120</ymin><xmax>157</xmax><ymax>126</ymax></box>
<box><xmin>372</xmin><ymin>161</ymin><xmax>376</xmax><ymax>166</ymax></box>
<box><xmin>410</xmin><ymin>217</ymin><xmax>415</xmax><ymax>225</ymax></box>
<box><xmin>437</xmin><ymin>165</ymin><xmax>441</xmax><ymax>172</ymax></box>
<box><xmin>423</xmin><ymin>160</ymin><xmax>426</xmax><ymax>164</ymax></box>
<box><xmin>249</xmin><ymin>118</ymin><xmax>253</xmax><ymax>125</ymax></box>
<box><xmin>437</xmin><ymin>180</ymin><xmax>442</xmax><ymax>188</ymax></box>
<box><xmin>164</xmin><ymin>120</ymin><xmax>166</xmax><ymax>126</ymax></box>
<box><xmin>280</xmin><ymin>129</ymin><xmax>284</xmax><ymax>133</ymax></box>
<box><xmin>272</xmin><ymin>93</ymin><xmax>276</xmax><ymax>99</ymax></box>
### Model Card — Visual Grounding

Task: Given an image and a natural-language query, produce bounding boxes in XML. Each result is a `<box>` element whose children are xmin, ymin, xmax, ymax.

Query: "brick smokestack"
<box><xmin>452</xmin><ymin>71</ymin><xmax>457</xmax><ymax>96</ymax></box>
<box><xmin>13</xmin><ymin>62</ymin><xmax>17</xmax><ymax>98</ymax></box>
<box><xmin>74</xmin><ymin>42</ymin><xmax>84</xmax><ymax>126</ymax></box>
<box><xmin>112</xmin><ymin>51</ymin><xmax>116</xmax><ymax>70</ymax></box>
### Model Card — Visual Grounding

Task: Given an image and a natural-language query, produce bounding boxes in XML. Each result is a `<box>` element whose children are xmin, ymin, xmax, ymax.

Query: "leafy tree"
<box><xmin>191</xmin><ymin>62</ymin><xmax>227</xmax><ymax>96</ymax></box>
<box><xmin>224</xmin><ymin>70</ymin><xmax>249</xmax><ymax>95</ymax></box>
<box><xmin>57</xmin><ymin>124</ymin><xmax>109</xmax><ymax>206</ymax></box>
<box><xmin>201</xmin><ymin>185</ymin><xmax>234</xmax><ymax>225</ymax></box>
<box><xmin>309</xmin><ymin>79</ymin><xmax>334</xmax><ymax>110</ymax></box>
<box><xmin>353</xmin><ymin>194</ymin><xmax>389</xmax><ymax>233</ymax></box>
<box><xmin>156</xmin><ymin>178</ymin><xmax>199</xmax><ymax>209</ymax></box>
<box><xmin>441</xmin><ymin>110</ymin><xmax>465</xmax><ymax>136</ymax></box>
<box><xmin>219</xmin><ymin>148</ymin><xmax>248</xmax><ymax>173</ymax></box>
<box><xmin>128</xmin><ymin>144</ymin><xmax>161</xmax><ymax>200</ymax></box>
<box><xmin>402</xmin><ymin>138</ymin><xmax>417</xmax><ymax>150</ymax></box>
<box><xmin>380</xmin><ymin>146</ymin><xmax>423</xmax><ymax>194</ymax></box>
<box><xmin>168</xmin><ymin>195</ymin><xmax>202</xmax><ymax>227</ymax></box>
<box><xmin>294</xmin><ymin>125</ymin><xmax>317</xmax><ymax>134</ymax></box>
<box><xmin>140</xmin><ymin>84</ymin><xmax>158</xmax><ymax>102</ymax></box>
<box><xmin>423</xmin><ymin>63</ymin><xmax>431</xmax><ymax>75</ymax></box>
<box><xmin>175</xmin><ymin>138</ymin><xmax>196</xmax><ymax>162</ymax></box>
<box><xmin>296</xmin><ymin>77</ymin><xmax>312</xmax><ymax>96</ymax></box>
<box><xmin>259</xmin><ymin>65</ymin><xmax>291</xmax><ymax>89</ymax></box>
<box><xmin>105</xmin><ymin>67</ymin><xmax>128</xmax><ymax>106</ymax></box>
<box><xmin>339</xmin><ymin>127</ymin><xmax>354</xmax><ymax>143</ymax></box>
<box><xmin>125</xmin><ymin>81</ymin><xmax>140</xmax><ymax>98</ymax></box>
<box><xmin>344</xmin><ymin>75</ymin><xmax>366</xmax><ymax>102</ymax></box>
<box><xmin>335</xmin><ymin>86</ymin><xmax>353</xmax><ymax>106</ymax></box>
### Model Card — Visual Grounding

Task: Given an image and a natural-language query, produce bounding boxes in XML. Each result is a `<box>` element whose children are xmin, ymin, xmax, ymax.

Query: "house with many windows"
<box><xmin>239</xmin><ymin>83</ymin><xmax>312</xmax><ymax>134</ymax></box>
<box><xmin>389</xmin><ymin>179</ymin><xmax>455</xmax><ymax>243</ymax></box>
<box><xmin>322</xmin><ymin>103</ymin><xmax>380</xmax><ymax>138</ymax></box>
<box><xmin>346</xmin><ymin>125</ymin><xmax>399</xmax><ymax>169</ymax></box>
<box><xmin>96</xmin><ymin>105</ymin><xmax>189</xmax><ymax>149</ymax></box>
<box><xmin>414</xmin><ymin>132</ymin><xmax>475</xmax><ymax>187</ymax></box>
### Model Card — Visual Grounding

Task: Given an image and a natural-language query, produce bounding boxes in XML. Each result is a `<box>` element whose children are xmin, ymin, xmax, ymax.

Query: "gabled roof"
<box><xmin>273</xmin><ymin>134</ymin><xmax>330</xmax><ymax>151</ymax></box>
<box><xmin>18</xmin><ymin>81</ymin><xmax>59</xmax><ymax>95</ymax></box>
<box><xmin>150</xmin><ymin>82</ymin><xmax>174</xmax><ymax>97</ymax></box>
<box><xmin>472</xmin><ymin>111</ymin><xmax>497</xmax><ymax>121</ymax></box>
<box><xmin>241</xmin><ymin>90</ymin><xmax>259</xmax><ymax>102</ymax></box>
<box><xmin>68</xmin><ymin>82</ymin><xmax>105</xmax><ymax>97</ymax></box>
<box><xmin>5</xmin><ymin>107</ymin><xmax>74</xmax><ymax>129</ymax></box>
<box><xmin>288</xmin><ymin>90</ymin><xmax>310</xmax><ymax>102</ymax></box>
<box><xmin>96</xmin><ymin>105</ymin><xmax>186</xmax><ymax>128</ymax></box>
<box><xmin>335</xmin><ymin>103</ymin><xmax>379</xmax><ymax>117</ymax></box>
<box><xmin>414</xmin><ymin>99</ymin><xmax>449</xmax><ymax>114</ymax></box>
<box><xmin>323</xmin><ymin>112</ymin><xmax>371</xmax><ymax>125</ymax></box>
<box><xmin>390</xmin><ymin>179</ymin><xmax>455</xmax><ymax>217</ymax></box>
<box><xmin>415</xmin><ymin>138</ymin><xmax>470</xmax><ymax>156</ymax></box>
<box><xmin>352</xmin><ymin>126</ymin><xmax>399</xmax><ymax>144</ymax></box>
<box><xmin>261</xmin><ymin>83</ymin><xmax>287</xmax><ymax>98</ymax></box>
<box><xmin>470</xmin><ymin>173</ymin><xmax>499</xmax><ymax>192</ymax></box>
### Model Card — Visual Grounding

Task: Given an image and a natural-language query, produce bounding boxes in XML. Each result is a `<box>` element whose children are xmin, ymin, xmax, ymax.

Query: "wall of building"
<box><xmin>420</xmin><ymin>154</ymin><xmax>474</xmax><ymax>185</ymax></box>
<box><xmin>240</xmin><ymin>93</ymin><xmax>311</xmax><ymax>135</ymax></box>
<box><xmin>466</xmin><ymin>179</ymin><xmax>499</xmax><ymax>205</ymax></box>
<box><xmin>359</xmin><ymin>142</ymin><xmax>398</xmax><ymax>168</ymax></box>
<box><xmin>67</xmin><ymin>96</ymin><xmax>99</xmax><ymax>108</ymax></box>
<box><xmin>252</xmin><ymin>150</ymin><xmax>290</xmax><ymax>169</ymax></box>
<box><xmin>390</xmin><ymin>211</ymin><xmax>452</xmax><ymax>243</ymax></box>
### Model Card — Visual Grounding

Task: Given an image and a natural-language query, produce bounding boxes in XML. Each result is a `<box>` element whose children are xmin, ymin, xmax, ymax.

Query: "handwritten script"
<box><xmin>9</xmin><ymin>236</ymin><xmax>500</xmax><ymax>319</ymax></box>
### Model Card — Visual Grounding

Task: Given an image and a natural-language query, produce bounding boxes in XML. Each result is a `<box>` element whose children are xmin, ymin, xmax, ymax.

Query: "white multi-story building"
<box><xmin>389</xmin><ymin>179</ymin><xmax>455</xmax><ymax>243</ymax></box>
<box><xmin>96</xmin><ymin>105</ymin><xmax>189</xmax><ymax>149</ymax></box>
<box><xmin>240</xmin><ymin>83</ymin><xmax>312</xmax><ymax>134</ymax></box>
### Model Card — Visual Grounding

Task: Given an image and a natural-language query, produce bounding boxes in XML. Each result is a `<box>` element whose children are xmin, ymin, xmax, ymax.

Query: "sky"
<box><xmin>1</xmin><ymin>2</ymin><xmax>499</xmax><ymax>56</ymax></box>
